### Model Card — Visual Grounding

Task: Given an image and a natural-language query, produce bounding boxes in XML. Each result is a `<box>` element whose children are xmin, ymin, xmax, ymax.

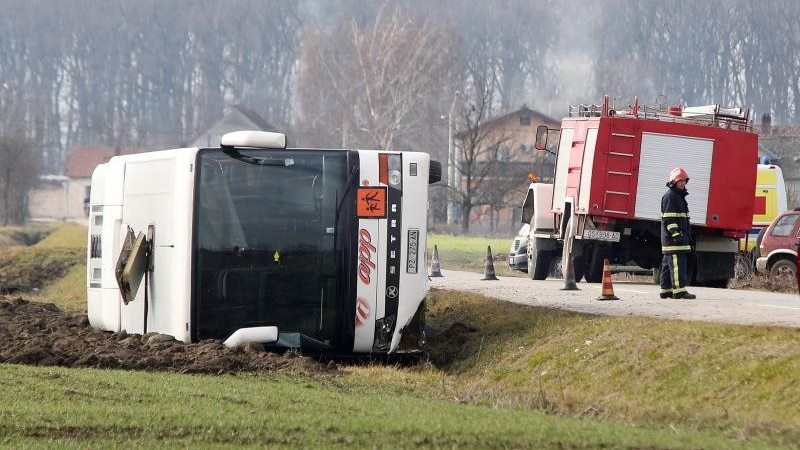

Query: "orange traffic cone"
<box><xmin>430</xmin><ymin>245</ymin><xmax>444</xmax><ymax>277</ymax></box>
<box><xmin>596</xmin><ymin>258</ymin><xmax>619</xmax><ymax>300</ymax></box>
<box><xmin>481</xmin><ymin>245</ymin><xmax>499</xmax><ymax>280</ymax></box>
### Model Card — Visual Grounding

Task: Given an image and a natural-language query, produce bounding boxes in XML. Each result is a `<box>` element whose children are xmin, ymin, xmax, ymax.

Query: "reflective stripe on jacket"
<box><xmin>661</xmin><ymin>186</ymin><xmax>691</xmax><ymax>254</ymax></box>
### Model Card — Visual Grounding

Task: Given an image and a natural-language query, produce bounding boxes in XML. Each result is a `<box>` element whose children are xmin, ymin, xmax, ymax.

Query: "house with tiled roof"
<box><xmin>27</xmin><ymin>147</ymin><xmax>121</xmax><ymax>223</ymax></box>
<box><xmin>187</xmin><ymin>105</ymin><xmax>276</xmax><ymax>148</ymax></box>
<box><xmin>451</xmin><ymin>105</ymin><xmax>560</xmax><ymax>234</ymax></box>
<box><xmin>27</xmin><ymin>105</ymin><xmax>276</xmax><ymax>224</ymax></box>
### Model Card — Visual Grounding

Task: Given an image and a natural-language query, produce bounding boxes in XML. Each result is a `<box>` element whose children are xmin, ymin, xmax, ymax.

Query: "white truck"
<box><xmin>87</xmin><ymin>131</ymin><xmax>441</xmax><ymax>354</ymax></box>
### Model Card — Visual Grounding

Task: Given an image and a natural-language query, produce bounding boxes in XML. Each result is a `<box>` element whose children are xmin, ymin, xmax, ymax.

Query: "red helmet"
<box><xmin>667</xmin><ymin>167</ymin><xmax>689</xmax><ymax>186</ymax></box>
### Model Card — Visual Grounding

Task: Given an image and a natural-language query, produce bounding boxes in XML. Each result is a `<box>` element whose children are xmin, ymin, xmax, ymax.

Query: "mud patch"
<box><xmin>424</xmin><ymin>321</ymin><xmax>478</xmax><ymax>367</ymax></box>
<box><xmin>0</xmin><ymin>247</ymin><xmax>84</xmax><ymax>291</ymax></box>
<box><xmin>0</xmin><ymin>298</ymin><xmax>332</xmax><ymax>375</ymax></box>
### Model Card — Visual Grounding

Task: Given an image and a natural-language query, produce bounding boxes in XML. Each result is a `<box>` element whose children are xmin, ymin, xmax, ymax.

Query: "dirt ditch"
<box><xmin>0</xmin><ymin>297</ymin><xmax>332</xmax><ymax>375</ymax></box>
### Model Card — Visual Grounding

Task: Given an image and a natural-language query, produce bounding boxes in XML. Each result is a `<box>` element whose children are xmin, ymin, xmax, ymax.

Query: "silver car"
<box><xmin>508</xmin><ymin>224</ymin><xmax>530</xmax><ymax>271</ymax></box>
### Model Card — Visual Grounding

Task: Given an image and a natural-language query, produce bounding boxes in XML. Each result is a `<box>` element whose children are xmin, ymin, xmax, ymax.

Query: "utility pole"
<box><xmin>447</xmin><ymin>91</ymin><xmax>460</xmax><ymax>226</ymax></box>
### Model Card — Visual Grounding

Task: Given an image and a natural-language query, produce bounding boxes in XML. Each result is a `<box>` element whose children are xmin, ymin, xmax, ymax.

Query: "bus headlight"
<box><xmin>373</xmin><ymin>314</ymin><xmax>396</xmax><ymax>352</ymax></box>
<box><xmin>388</xmin><ymin>169</ymin><xmax>402</xmax><ymax>186</ymax></box>
<box><xmin>379</xmin><ymin>153</ymin><xmax>403</xmax><ymax>189</ymax></box>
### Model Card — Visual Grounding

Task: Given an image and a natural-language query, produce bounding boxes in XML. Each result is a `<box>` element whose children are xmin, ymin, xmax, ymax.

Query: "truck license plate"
<box><xmin>584</xmin><ymin>229</ymin><xmax>620</xmax><ymax>242</ymax></box>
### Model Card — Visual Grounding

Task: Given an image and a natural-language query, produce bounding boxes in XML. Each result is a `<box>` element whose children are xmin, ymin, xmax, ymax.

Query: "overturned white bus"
<box><xmin>87</xmin><ymin>131</ymin><xmax>441</xmax><ymax>354</ymax></box>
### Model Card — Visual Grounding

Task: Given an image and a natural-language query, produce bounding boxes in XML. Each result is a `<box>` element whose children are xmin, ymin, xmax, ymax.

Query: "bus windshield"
<box><xmin>192</xmin><ymin>148</ymin><xmax>357</xmax><ymax>349</ymax></box>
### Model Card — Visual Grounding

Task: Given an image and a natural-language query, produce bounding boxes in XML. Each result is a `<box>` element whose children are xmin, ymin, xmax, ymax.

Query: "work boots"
<box><xmin>659</xmin><ymin>291</ymin><xmax>697</xmax><ymax>299</ymax></box>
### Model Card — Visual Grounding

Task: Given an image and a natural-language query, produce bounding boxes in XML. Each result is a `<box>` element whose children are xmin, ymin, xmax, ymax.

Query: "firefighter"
<box><xmin>660</xmin><ymin>167</ymin><xmax>696</xmax><ymax>299</ymax></box>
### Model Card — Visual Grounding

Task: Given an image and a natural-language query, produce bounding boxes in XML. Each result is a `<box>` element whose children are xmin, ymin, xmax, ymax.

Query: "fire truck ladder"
<box><xmin>603</xmin><ymin>124</ymin><xmax>636</xmax><ymax>216</ymax></box>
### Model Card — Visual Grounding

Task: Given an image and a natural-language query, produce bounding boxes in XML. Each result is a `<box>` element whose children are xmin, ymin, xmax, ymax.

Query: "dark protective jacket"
<box><xmin>661</xmin><ymin>186</ymin><xmax>692</xmax><ymax>253</ymax></box>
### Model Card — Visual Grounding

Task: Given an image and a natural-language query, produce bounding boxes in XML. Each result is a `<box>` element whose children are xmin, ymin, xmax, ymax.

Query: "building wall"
<box><xmin>471</xmin><ymin>113</ymin><xmax>558</xmax><ymax>165</ymax></box>
<box><xmin>28</xmin><ymin>184</ymin><xmax>68</xmax><ymax>221</ymax></box>
<box><xmin>68</xmin><ymin>179</ymin><xmax>91</xmax><ymax>222</ymax></box>
<box><xmin>28</xmin><ymin>178</ymin><xmax>90</xmax><ymax>225</ymax></box>
<box><xmin>458</xmin><ymin>110</ymin><xmax>559</xmax><ymax>235</ymax></box>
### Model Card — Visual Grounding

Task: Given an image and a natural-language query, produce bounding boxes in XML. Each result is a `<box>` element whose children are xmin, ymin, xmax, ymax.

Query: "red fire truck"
<box><xmin>523</xmin><ymin>96</ymin><xmax>758</xmax><ymax>287</ymax></box>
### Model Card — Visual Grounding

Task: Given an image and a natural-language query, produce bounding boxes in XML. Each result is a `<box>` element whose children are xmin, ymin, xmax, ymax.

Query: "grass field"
<box><xmin>0</xmin><ymin>222</ymin><xmax>87</xmax><ymax>310</ymax></box>
<box><xmin>344</xmin><ymin>290</ymin><xmax>800</xmax><ymax>448</ymax></box>
<box><xmin>28</xmin><ymin>222</ymin><xmax>87</xmax><ymax>310</ymax></box>
<box><xmin>427</xmin><ymin>233</ymin><xmax>525</xmax><ymax>277</ymax></box>
<box><xmin>0</xmin><ymin>363</ymin><xmax>781</xmax><ymax>449</ymax></box>
<box><xmin>33</xmin><ymin>222</ymin><xmax>86</xmax><ymax>248</ymax></box>
<box><xmin>1</xmin><ymin>224</ymin><xmax>799</xmax><ymax>448</ymax></box>
<box><xmin>0</xmin><ymin>223</ymin><xmax>53</xmax><ymax>247</ymax></box>
<box><xmin>32</xmin><ymin>264</ymin><xmax>87</xmax><ymax>311</ymax></box>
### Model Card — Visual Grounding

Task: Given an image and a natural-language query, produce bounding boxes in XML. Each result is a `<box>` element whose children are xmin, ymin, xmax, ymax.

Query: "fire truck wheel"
<box><xmin>527</xmin><ymin>238</ymin><xmax>552</xmax><ymax>280</ymax></box>
<box><xmin>549</xmin><ymin>255</ymin><xmax>562</xmax><ymax>278</ymax></box>
<box><xmin>548</xmin><ymin>254</ymin><xmax>586</xmax><ymax>282</ymax></box>
<box><xmin>584</xmin><ymin>245</ymin><xmax>610</xmax><ymax>283</ymax></box>
<box><xmin>704</xmin><ymin>278</ymin><xmax>729</xmax><ymax>288</ymax></box>
<box><xmin>572</xmin><ymin>253</ymin><xmax>586</xmax><ymax>283</ymax></box>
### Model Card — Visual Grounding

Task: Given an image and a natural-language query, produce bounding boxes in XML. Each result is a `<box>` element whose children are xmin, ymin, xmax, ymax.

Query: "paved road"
<box><xmin>430</xmin><ymin>270</ymin><xmax>800</xmax><ymax>328</ymax></box>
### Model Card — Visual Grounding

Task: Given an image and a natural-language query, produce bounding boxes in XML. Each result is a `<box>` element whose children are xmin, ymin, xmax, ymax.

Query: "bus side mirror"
<box><xmin>535</xmin><ymin>125</ymin><xmax>549</xmax><ymax>151</ymax></box>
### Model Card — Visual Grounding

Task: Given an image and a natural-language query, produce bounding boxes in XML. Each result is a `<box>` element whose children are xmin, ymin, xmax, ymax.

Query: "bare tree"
<box><xmin>0</xmin><ymin>0</ymin><xmax>302</xmax><ymax>163</ymax></box>
<box><xmin>452</xmin><ymin>60</ymin><xmax>522</xmax><ymax>233</ymax></box>
<box><xmin>0</xmin><ymin>107</ymin><xmax>40</xmax><ymax>225</ymax></box>
<box><xmin>444</xmin><ymin>0</ymin><xmax>559</xmax><ymax>112</ymax></box>
<box><xmin>592</xmin><ymin>0</ymin><xmax>800</xmax><ymax>124</ymax></box>
<box><xmin>296</xmin><ymin>4</ymin><xmax>456</xmax><ymax>151</ymax></box>
<box><xmin>8</xmin><ymin>0</ymin><xmax>800</xmax><ymax>201</ymax></box>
